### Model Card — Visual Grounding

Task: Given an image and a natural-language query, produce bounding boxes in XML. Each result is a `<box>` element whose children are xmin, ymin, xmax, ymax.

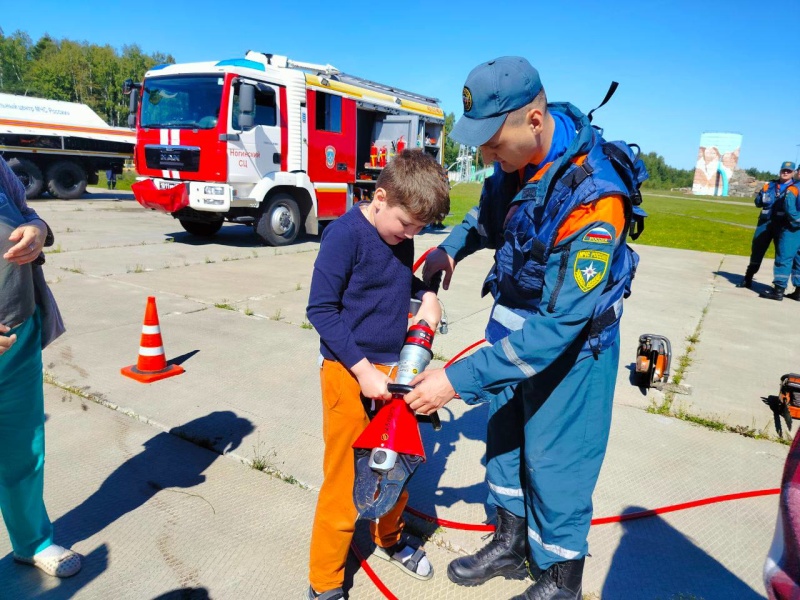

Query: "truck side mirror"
<box><xmin>238</xmin><ymin>84</ymin><xmax>255</xmax><ymax>130</ymax></box>
<box><xmin>127</xmin><ymin>88</ymin><xmax>139</xmax><ymax>128</ymax></box>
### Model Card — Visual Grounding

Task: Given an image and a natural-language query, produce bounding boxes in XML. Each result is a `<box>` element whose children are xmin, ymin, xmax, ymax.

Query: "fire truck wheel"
<box><xmin>256</xmin><ymin>193</ymin><xmax>300</xmax><ymax>246</ymax></box>
<box><xmin>46</xmin><ymin>161</ymin><xmax>88</xmax><ymax>200</ymax></box>
<box><xmin>179</xmin><ymin>219</ymin><xmax>223</xmax><ymax>237</ymax></box>
<box><xmin>8</xmin><ymin>158</ymin><xmax>45</xmax><ymax>199</ymax></box>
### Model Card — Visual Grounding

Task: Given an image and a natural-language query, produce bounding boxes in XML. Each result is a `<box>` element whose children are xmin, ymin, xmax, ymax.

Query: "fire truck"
<box><xmin>126</xmin><ymin>51</ymin><xmax>445</xmax><ymax>246</ymax></box>
<box><xmin>0</xmin><ymin>93</ymin><xmax>135</xmax><ymax>199</ymax></box>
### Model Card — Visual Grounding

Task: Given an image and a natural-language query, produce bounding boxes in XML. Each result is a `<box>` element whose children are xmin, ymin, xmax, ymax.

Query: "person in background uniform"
<box><xmin>404</xmin><ymin>57</ymin><xmax>642</xmax><ymax>600</ymax></box>
<box><xmin>786</xmin><ymin>166</ymin><xmax>800</xmax><ymax>301</ymax></box>
<box><xmin>760</xmin><ymin>162</ymin><xmax>800</xmax><ymax>300</ymax></box>
<box><xmin>738</xmin><ymin>161</ymin><xmax>796</xmax><ymax>290</ymax></box>
<box><xmin>105</xmin><ymin>169</ymin><xmax>117</xmax><ymax>190</ymax></box>
<box><xmin>0</xmin><ymin>155</ymin><xmax>81</xmax><ymax>578</ymax></box>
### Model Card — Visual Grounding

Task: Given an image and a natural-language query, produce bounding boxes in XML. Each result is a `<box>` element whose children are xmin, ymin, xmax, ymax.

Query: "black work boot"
<box><xmin>510</xmin><ymin>557</ymin><xmax>584</xmax><ymax>600</ymax></box>
<box><xmin>447</xmin><ymin>506</ymin><xmax>528</xmax><ymax>586</ymax></box>
<box><xmin>760</xmin><ymin>285</ymin><xmax>785</xmax><ymax>301</ymax></box>
<box><xmin>736</xmin><ymin>265</ymin><xmax>756</xmax><ymax>288</ymax></box>
<box><xmin>785</xmin><ymin>287</ymin><xmax>800</xmax><ymax>301</ymax></box>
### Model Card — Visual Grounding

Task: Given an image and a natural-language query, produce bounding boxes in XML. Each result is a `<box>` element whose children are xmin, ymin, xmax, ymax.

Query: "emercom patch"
<box><xmin>573</xmin><ymin>249</ymin><xmax>610</xmax><ymax>293</ymax></box>
<box><xmin>582</xmin><ymin>226</ymin><xmax>613</xmax><ymax>245</ymax></box>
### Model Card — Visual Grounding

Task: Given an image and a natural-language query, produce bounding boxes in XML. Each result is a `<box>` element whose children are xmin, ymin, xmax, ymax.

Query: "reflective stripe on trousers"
<box><xmin>485</xmin><ymin>335</ymin><xmax>619</xmax><ymax>570</ymax></box>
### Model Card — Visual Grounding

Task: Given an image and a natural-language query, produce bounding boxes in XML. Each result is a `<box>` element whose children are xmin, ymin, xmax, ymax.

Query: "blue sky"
<box><xmin>5</xmin><ymin>0</ymin><xmax>798</xmax><ymax>172</ymax></box>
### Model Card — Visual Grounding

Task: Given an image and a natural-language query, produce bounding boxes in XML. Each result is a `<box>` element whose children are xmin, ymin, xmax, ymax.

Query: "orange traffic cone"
<box><xmin>121</xmin><ymin>296</ymin><xmax>185</xmax><ymax>383</ymax></box>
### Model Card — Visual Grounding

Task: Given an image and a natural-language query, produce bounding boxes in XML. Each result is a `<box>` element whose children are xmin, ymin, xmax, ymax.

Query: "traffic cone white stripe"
<box><xmin>139</xmin><ymin>346</ymin><xmax>165</xmax><ymax>357</ymax></box>
<box><xmin>141</xmin><ymin>325</ymin><xmax>161</xmax><ymax>334</ymax></box>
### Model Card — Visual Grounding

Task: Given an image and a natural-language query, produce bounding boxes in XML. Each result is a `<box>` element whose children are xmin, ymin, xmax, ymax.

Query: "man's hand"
<box><xmin>351</xmin><ymin>359</ymin><xmax>392</xmax><ymax>400</ymax></box>
<box><xmin>422</xmin><ymin>248</ymin><xmax>456</xmax><ymax>291</ymax></box>
<box><xmin>0</xmin><ymin>324</ymin><xmax>17</xmax><ymax>356</ymax></box>
<box><xmin>404</xmin><ymin>368</ymin><xmax>456</xmax><ymax>414</ymax></box>
<box><xmin>4</xmin><ymin>221</ymin><xmax>47</xmax><ymax>266</ymax></box>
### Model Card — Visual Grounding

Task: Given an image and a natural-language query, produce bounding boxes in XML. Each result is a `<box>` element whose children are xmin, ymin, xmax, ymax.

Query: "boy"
<box><xmin>305</xmin><ymin>150</ymin><xmax>450</xmax><ymax>600</ymax></box>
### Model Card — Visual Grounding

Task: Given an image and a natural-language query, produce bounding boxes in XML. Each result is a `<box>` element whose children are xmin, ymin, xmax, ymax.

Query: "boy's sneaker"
<box><xmin>374</xmin><ymin>537</ymin><xmax>433</xmax><ymax>580</ymax></box>
<box><xmin>304</xmin><ymin>586</ymin><xmax>344</xmax><ymax>600</ymax></box>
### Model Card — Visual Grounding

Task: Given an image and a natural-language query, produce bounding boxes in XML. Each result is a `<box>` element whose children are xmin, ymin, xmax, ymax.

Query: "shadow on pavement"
<box><xmin>152</xmin><ymin>587</ymin><xmax>211</xmax><ymax>599</ymax></box>
<box><xmin>407</xmin><ymin>403</ymin><xmax>491</xmax><ymax>537</ymax></box>
<box><xmin>0</xmin><ymin>411</ymin><xmax>253</xmax><ymax>598</ymax></box>
<box><xmin>602</xmin><ymin>506</ymin><xmax>763</xmax><ymax>600</ymax></box>
<box><xmin>715</xmin><ymin>270</ymin><xmax>773</xmax><ymax>295</ymax></box>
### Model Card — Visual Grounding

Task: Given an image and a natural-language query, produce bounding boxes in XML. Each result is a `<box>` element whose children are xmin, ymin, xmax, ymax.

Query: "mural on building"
<box><xmin>692</xmin><ymin>132</ymin><xmax>743</xmax><ymax>196</ymax></box>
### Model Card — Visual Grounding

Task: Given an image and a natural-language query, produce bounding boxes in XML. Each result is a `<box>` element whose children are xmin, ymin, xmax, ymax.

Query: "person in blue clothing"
<box><xmin>786</xmin><ymin>166</ymin><xmax>800</xmax><ymax>301</ymax></box>
<box><xmin>760</xmin><ymin>164</ymin><xmax>800</xmax><ymax>301</ymax></box>
<box><xmin>738</xmin><ymin>162</ymin><xmax>797</xmax><ymax>290</ymax></box>
<box><xmin>404</xmin><ymin>57</ymin><xmax>643</xmax><ymax>600</ymax></box>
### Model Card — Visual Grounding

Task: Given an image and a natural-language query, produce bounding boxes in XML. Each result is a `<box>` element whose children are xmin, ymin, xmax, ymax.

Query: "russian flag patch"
<box><xmin>582</xmin><ymin>226</ymin><xmax>613</xmax><ymax>245</ymax></box>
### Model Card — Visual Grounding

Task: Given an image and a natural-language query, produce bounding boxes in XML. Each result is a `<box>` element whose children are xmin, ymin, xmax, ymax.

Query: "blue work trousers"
<box><xmin>747</xmin><ymin>218</ymin><xmax>780</xmax><ymax>273</ymax></box>
<box><xmin>485</xmin><ymin>335</ymin><xmax>618</xmax><ymax>570</ymax></box>
<box><xmin>0</xmin><ymin>308</ymin><xmax>53</xmax><ymax>558</ymax></box>
<box><xmin>773</xmin><ymin>226</ymin><xmax>800</xmax><ymax>288</ymax></box>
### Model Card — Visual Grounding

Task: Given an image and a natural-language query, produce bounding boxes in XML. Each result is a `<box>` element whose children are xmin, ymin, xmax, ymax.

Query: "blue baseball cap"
<box><xmin>781</xmin><ymin>161</ymin><xmax>796</xmax><ymax>171</ymax></box>
<box><xmin>449</xmin><ymin>56</ymin><xmax>543</xmax><ymax>147</ymax></box>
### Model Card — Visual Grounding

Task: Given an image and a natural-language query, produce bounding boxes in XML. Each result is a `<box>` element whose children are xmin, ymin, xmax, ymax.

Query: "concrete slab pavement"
<box><xmin>1</xmin><ymin>193</ymin><xmax>794</xmax><ymax>599</ymax></box>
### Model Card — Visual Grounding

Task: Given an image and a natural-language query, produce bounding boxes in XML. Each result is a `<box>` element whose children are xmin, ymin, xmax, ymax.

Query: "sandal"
<box><xmin>14</xmin><ymin>544</ymin><xmax>82</xmax><ymax>578</ymax></box>
<box><xmin>304</xmin><ymin>586</ymin><xmax>344</xmax><ymax>600</ymax></box>
<box><xmin>374</xmin><ymin>538</ymin><xmax>434</xmax><ymax>581</ymax></box>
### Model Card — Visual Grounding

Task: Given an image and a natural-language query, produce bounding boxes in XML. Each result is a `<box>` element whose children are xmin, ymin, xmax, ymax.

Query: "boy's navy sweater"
<box><xmin>307</xmin><ymin>203</ymin><xmax>427</xmax><ymax>369</ymax></box>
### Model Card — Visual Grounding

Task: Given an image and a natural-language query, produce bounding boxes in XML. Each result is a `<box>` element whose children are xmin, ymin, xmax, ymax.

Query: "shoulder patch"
<box><xmin>582</xmin><ymin>226</ymin><xmax>613</xmax><ymax>245</ymax></box>
<box><xmin>573</xmin><ymin>249</ymin><xmax>609</xmax><ymax>293</ymax></box>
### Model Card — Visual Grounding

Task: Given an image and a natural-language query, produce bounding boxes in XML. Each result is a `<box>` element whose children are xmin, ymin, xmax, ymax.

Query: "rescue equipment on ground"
<box><xmin>634</xmin><ymin>334</ymin><xmax>671</xmax><ymax>389</ymax></box>
<box><xmin>778</xmin><ymin>374</ymin><xmax>800</xmax><ymax>432</ymax></box>
<box><xmin>379</xmin><ymin>146</ymin><xmax>387</xmax><ymax>168</ymax></box>
<box><xmin>121</xmin><ymin>296</ymin><xmax>185</xmax><ymax>383</ymax></box>
<box><xmin>370</xmin><ymin>143</ymin><xmax>378</xmax><ymax>167</ymax></box>
<box><xmin>352</xmin><ymin>320</ymin><xmax>441</xmax><ymax>520</ymax></box>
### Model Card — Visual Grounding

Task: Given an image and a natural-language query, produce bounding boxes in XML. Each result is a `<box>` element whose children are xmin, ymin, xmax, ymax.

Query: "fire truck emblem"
<box><xmin>462</xmin><ymin>87</ymin><xmax>473</xmax><ymax>112</ymax></box>
<box><xmin>325</xmin><ymin>145</ymin><xmax>336</xmax><ymax>169</ymax></box>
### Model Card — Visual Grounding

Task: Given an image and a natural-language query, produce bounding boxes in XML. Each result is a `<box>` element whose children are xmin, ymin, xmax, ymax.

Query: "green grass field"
<box><xmin>445</xmin><ymin>183</ymin><xmax>765</xmax><ymax>258</ymax></box>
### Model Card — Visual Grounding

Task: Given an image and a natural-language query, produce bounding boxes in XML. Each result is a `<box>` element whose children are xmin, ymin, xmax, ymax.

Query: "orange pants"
<box><xmin>309</xmin><ymin>359</ymin><xmax>408</xmax><ymax>592</ymax></box>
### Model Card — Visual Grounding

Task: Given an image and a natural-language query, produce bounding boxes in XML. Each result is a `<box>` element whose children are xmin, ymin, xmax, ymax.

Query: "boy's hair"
<box><xmin>375</xmin><ymin>149</ymin><xmax>450</xmax><ymax>224</ymax></box>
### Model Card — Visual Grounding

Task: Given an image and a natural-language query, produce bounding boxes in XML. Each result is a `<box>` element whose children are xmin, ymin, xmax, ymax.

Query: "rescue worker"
<box><xmin>786</xmin><ymin>166</ymin><xmax>800</xmax><ymax>301</ymax></box>
<box><xmin>761</xmin><ymin>165</ymin><xmax>800</xmax><ymax>301</ymax></box>
<box><xmin>403</xmin><ymin>57</ymin><xmax>644</xmax><ymax>600</ymax></box>
<box><xmin>738</xmin><ymin>162</ymin><xmax>796</xmax><ymax>289</ymax></box>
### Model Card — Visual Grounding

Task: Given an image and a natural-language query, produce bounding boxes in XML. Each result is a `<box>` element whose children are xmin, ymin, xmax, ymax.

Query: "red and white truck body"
<box><xmin>128</xmin><ymin>51</ymin><xmax>445</xmax><ymax>245</ymax></box>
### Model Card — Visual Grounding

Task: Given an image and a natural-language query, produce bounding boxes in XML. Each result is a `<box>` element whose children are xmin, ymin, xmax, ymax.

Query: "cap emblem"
<box><xmin>462</xmin><ymin>87</ymin><xmax>473</xmax><ymax>112</ymax></box>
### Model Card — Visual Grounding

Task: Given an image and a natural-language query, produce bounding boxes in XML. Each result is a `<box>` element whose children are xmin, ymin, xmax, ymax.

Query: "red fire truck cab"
<box><xmin>126</xmin><ymin>51</ymin><xmax>445</xmax><ymax>245</ymax></box>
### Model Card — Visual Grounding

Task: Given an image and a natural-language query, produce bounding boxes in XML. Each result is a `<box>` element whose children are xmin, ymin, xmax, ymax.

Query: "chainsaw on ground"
<box><xmin>352</xmin><ymin>317</ymin><xmax>441</xmax><ymax>520</ymax></box>
<box><xmin>634</xmin><ymin>334</ymin><xmax>672</xmax><ymax>389</ymax></box>
<box><xmin>776</xmin><ymin>373</ymin><xmax>800</xmax><ymax>434</ymax></box>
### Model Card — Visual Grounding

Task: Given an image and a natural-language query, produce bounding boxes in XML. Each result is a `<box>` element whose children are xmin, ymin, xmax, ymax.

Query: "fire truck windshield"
<box><xmin>140</xmin><ymin>76</ymin><xmax>223</xmax><ymax>130</ymax></box>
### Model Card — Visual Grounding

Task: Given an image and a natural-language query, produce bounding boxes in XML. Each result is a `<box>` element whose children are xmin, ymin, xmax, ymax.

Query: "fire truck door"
<box><xmin>307</xmin><ymin>90</ymin><xmax>356</xmax><ymax>218</ymax></box>
<box><xmin>228</xmin><ymin>83</ymin><xmax>282</xmax><ymax>183</ymax></box>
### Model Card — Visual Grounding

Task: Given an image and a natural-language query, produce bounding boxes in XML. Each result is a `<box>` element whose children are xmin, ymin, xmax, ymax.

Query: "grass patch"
<box><xmin>214</xmin><ymin>301</ymin><xmax>236</xmax><ymax>311</ymax></box>
<box><xmin>244</xmin><ymin>307</ymin><xmax>254</xmax><ymax>316</ymax></box>
<box><xmin>60</xmin><ymin>265</ymin><xmax>84</xmax><ymax>274</ymax></box>
<box><xmin>46</xmin><ymin>243</ymin><xmax>62</xmax><ymax>254</ymax></box>
<box><xmin>271</xmin><ymin>308</ymin><xmax>284</xmax><ymax>321</ymax></box>
<box><xmin>301</xmin><ymin>320</ymin><xmax>313</xmax><ymax>330</ymax></box>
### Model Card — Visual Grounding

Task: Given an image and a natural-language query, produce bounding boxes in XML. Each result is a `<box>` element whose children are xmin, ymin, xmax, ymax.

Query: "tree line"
<box><xmin>0</xmin><ymin>30</ymin><xmax>174</xmax><ymax>126</ymax></box>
